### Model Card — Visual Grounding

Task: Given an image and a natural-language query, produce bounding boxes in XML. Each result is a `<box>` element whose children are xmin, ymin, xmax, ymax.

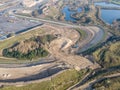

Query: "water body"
<box><xmin>101</xmin><ymin>9</ymin><xmax>120</xmax><ymax>24</ymax></box>
<box><xmin>62</xmin><ymin>6</ymin><xmax>82</xmax><ymax>22</ymax></box>
<box><xmin>94</xmin><ymin>2</ymin><xmax>120</xmax><ymax>8</ymax></box>
<box><xmin>94</xmin><ymin>2</ymin><xmax>120</xmax><ymax>24</ymax></box>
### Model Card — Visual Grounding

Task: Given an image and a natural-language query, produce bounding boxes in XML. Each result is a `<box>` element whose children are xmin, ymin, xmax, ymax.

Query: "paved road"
<box><xmin>13</xmin><ymin>13</ymin><xmax>81</xmax><ymax>28</ymax></box>
<box><xmin>73</xmin><ymin>73</ymin><xmax>120</xmax><ymax>90</ymax></box>
<box><xmin>11</xmin><ymin>12</ymin><xmax>105</xmax><ymax>53</ymax></box>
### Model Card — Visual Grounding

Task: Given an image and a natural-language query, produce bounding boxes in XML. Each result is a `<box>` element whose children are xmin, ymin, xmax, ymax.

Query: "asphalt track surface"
<box><xmin>12</xmin><ymin>13</ymin><xmax>105</xmax><ymax>53</ymax></box>
<box><xmin>0</xmin><ymin>10</ymin><xmax>106</xmax><ymax>86</ymax></box>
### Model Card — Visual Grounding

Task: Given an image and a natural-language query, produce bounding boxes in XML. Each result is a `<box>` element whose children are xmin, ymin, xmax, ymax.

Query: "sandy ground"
<box><xmin>0</xmin><ymin>24</ymin><xmax>100</xmax><ymax>85</ymax></box>
<box><xmin>0</xmin><ymin>63</ymin><xmax>52</xmax><ymax>80</ymax></box>
<box><xmin>48</xmin><ymin>27</ymin><xmax>94</xmax><ymax>70</ymax></box>
<box><xmin>0</xmin><ymin>0</ymin><xmax>103</xmax><ymax>86</ymax></box>
<box><xmin>0</xmin><ymin>24</ymin><xmax>80</xmax><ymax>80</ymax></box>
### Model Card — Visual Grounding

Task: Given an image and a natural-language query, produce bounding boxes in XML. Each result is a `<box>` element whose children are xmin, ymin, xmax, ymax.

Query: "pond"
<box><xmin>101</xmin><ymin>9</ymin><xmax>120</xmax><ymax>24</ymax></box>
<box><xmin>94</xmin><ymin>2</ymin><xmax>120</xmax><ymax>8</ymax></box>
<box><xmin>94</xmin><ymin>2</ymin><xmax>120</xmax><ymax>24</ymax></box>
<box><xmin>62</xmin><ymin>6</ymin><xmax>82</xmax><ymax>22</ymax></box>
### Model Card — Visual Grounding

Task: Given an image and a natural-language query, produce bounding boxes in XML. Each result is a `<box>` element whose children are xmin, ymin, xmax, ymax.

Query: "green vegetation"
<box><xmin>93</xmin><ymin>76</ymin><xmax>120</xmax><ymax>90</ymax></box>
<box><xmin>111</xmin><ymin>0</ymin><xmax>120</xmax><ymax>5</ymax></box>
<box><xmin>75</xmin><ymin>28</ymin><xmax>87</xmax><ymax>40</ymax></box>
<box><xmin>37</xmin><ymin>34</ymin><xmax>56</xmax><ymax>44</ymax></box>
<box><xmin>86</xmin><ymin>68</ymin><xmax>120</xmax><ymax>83</ymax></box>
<box><xmin>0</xmin><ymin>69</ymin><xmax>89</xmax><ymax>90</ymax></box>
<box><xmin>32</xmin><ymin>9</ymin><xmax>42</xmax><ymax>17</ymax></box>
<box><xmin>3</xmin><ymin>48</ymin><xmax>48</xmax><ymax>60</ymax></box>
<box><xmin>0</xmin><ymin>28</ymin><xmax>43</xmax><ymax>52</ymax></box>
<box><xmin>2</xmin><ymin>34</ymin><xmax>56</xmax><ymax>60</ymax></box>
<box><xmin>93</xmin><ymin>41</ymin><xmax>120</xmax><ymax>68</ymax></box>
<box><xmin>44</xmin><ymin>0</ymin><xmax>63</xmax><ymax>20</ymax></box>
<box><xmin>7</xmin><ymin>33</ymin><xmax>15</xmax><ymax>38</ymax></box>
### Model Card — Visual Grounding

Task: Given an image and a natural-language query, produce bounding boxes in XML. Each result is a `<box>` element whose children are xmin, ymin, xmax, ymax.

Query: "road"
<box><xmin>0</xmin><ymin>1</ymin><xmax>110</xmax><ymax>89</ymax></box>
<box><xmin>13</xmin><ymin>13</ymin><xmax>81</xmax><ymax>28</ymax></box>
<box><xmin>72</xmin><ymin>73</ymin><xmax>120</xmax><ymax>90</ymax></box>
<box><xmin>10</xmin><ymin>12</ymin><xmax>106</xmax><ymax>53</ymax></box>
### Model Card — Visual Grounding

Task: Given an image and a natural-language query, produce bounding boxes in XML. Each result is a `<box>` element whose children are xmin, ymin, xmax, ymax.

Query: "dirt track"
<box><xmin>0</xmin><ymin>24</ymin><xmax>101</xmax><ymax>86</ymax></box>
<box><xmin>72</xmin><ymin>73</ymin><xmax>120</xmax><ymax>90</ymax></box>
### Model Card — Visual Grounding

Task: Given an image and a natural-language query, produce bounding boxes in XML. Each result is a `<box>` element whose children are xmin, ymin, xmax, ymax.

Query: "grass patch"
<box><xmin>2</xmin><ymin>34</ymin><xmax>56</xmax><ymax>60</ymax></box>
<box><xmin>75</xmin><ymin>28</ymin><xmax>87</xmax><ymax>40</ymax></box>
<box><xmin>93</xmin><ymin>41</ymin><xmax>120</xmax><ymax>68</ymax></box>
<box><xmin>0</xmin><ymin>69</ymin><xmax>89</xmax><ymax>90</ymax></box>
<box><xmin>86</xmin><ymin>68</ymin><xmax>120</xmax><ymax>83</ymax></box>
<box><xmin>0</xmin><ymin>27</ymin><xmax>48</xmax><ymax>62</ymax></box>
<box><xmin>44</xmin><ymin>0</ymin><xmax>63</xmax><ymax>20</ymax></box>
<box><xmin>111</xmin><ymin>0</ymin><xmax>120</xmax><ymax>5</ymax></box>
<box><xmin>92</xmin><ymin>76</ymin><xmax>120</xmax><ymax>90</ymax></box>
<box><xmin>0</xmin><ymin>28</ymin><xmax>44</xmax><ymax>51</ymax></box>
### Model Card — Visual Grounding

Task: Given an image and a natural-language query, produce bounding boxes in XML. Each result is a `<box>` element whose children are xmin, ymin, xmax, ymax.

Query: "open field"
<box><xmin>0</xmin><ymin>24</ymin><xmax>97</xmax><ymax>87</ymax></box>
<box><xmin>93</xmin><ymin>75</ymin><xmax>120</xmax><ymax>90</ymax></box>
<box><xmin>111</xmin><ymin>0</ymin><xmax>120</xmax><ymax>5</ymax></box>
<box><xmin>0</xmin><ymin>69</ymin><xmax>89</xmax><ymax>90</ymax></box>
<box><xmin>0</xmin><ymin>0</ymin><xmax>119</xmax><ymax>89</ymax></box>
<box><xmin>0</xmin><ymin>22</ymin><xmax>103</xmax><ymax>66</ymax></box>
<box><xmin>0</xmin><ymin>26</ymin><xmax>44</xmax><ymax>54</ymax></box>
<box><xmin>0</xmin><ymin>24</ymin><xmax>79</xmax><ymax>55</ymax></box>
<box><xmin>93</xmin><ymin>41</ymin><xmax>120</xmax><ymax>68</ymax></box>
<box><xmin>0</xmin><ymin>22</ymin><xmax>101</xmax><ymax>90</ymax></box>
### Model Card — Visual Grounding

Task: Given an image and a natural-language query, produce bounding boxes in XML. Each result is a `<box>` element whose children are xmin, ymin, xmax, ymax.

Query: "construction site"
<box><xmin>0</xmin><ymin>0</ymin><xmax>120</xmax><ymax>90</ymax></box>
